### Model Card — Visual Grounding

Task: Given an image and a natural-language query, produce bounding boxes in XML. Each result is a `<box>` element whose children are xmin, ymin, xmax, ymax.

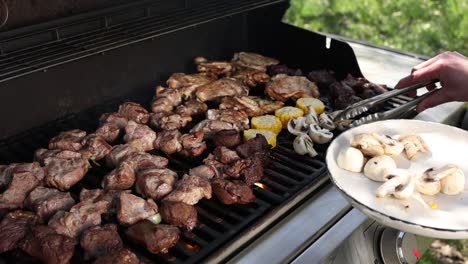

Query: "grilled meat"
<box><xmin>103</xmin><ymin>160</ymin><xmax>135</xmax><ymax>190</ymax></box>
<box><xmin>175</xmin><ymin>98</ymin><xmax>208</xmax><ymax>117</ymax></box>
<box><xmin>203</xmin><ymin>154</ymin><xmax>225</xmax><ymax>172</ymax></box>
<box><xmin>96</xmin><ymin>112</ymin><xmax>128</xmax><ymax>143</ymax></box>
<box><xmin>179</xmin><ymin>131</ymin><xmax>207</xmax><ymax>157</ymax></box>
<box><xmin>196</xmin><ymin>78</ymin><xmax>249</xmax><ymax>102</ymax></box>
<box><xmin>80</xmin><ymin>224</ymin><xmax>123</xmax><ymax>260</ymax></box>
<box><xmin>151</xmin><ymin>86</ymin><xmax>182</xmax><ymax>113</ymax></box>
<box><xmin>105</xmin><ymin>144</ymin><xmax>141</xmax><ymax>168</ymax></box>
<box><xmin>213</xmin><ymin>146</ymin><xmax>240</xmax><ymax>164</ymax></box>
<box><xmin>250</xmin><ymin>96</ymin><xmax>285</xmax><ymax>114</ymax></box>
<box><xmin>0</xmin><ymin>162</ymin><xmax>44</xmax><ymax>209</ymax></box>
<box><xmin>220</xmin><ymin>96</ymin><xmax>284</xmax><ymax>117</ymax></box>
<box><xmin>126</xmin><ymin>152</ymin><xmax>169</xmax><ymax>171</ymax></box>
<box><xmin>163</xmin><ymin>175</ymin><xmax>212</xmax><ymax>205</ymax></box>
<box><xmin>94</xmin><ymin>248</ymin><xmax>139</xmax><ymax>264</ymax></box>
<box><xmin>206</xmin><ymin>109</ymin><xmax>249</xmax><ymax>130</ymax></box>
<box><xmin>125</xmin><ymin>221</ymin><xmax>180</xmax><ymax>254</ymax></box>
<box><xmin>195</xmin><ymin>57</ymin><xmax>233</xmax><ymax>76</ymax></box>
<box><xmin>242</xmin><ymin>156</ymin><xmax>264</xmax><ymax>186</ymax></box>
<box><xmin>118</xmin><ymin>102</ymin><xmax>150</xmax><ymax>124</ymax></box>
<box><xmin>307</xmin><ymin>69</ymin><xmax>336</xmax><ymax>88</ymax></box>
<box><xmin>236</xmin><ymin>134</ymin><xmax>269</xmax><ymax>158</ymax></box>
<box><xmin>25</xmin><ymin>186</ymin><xmax>75</xmax><ymax>223</ymax></box>
<box><xmin>0</xmin><ymin>210</ymin><xmax>39</xmax><ymax>253</ymax></box>
<box><xmin>49</xmin><ymin>129</ymin><xmax>87</xmax><ymax>152</ymax></box>
<box><xmin>265</xmin><ymin>74</ymin><xmax>320</xmax><ymax>101</ymax></box>
<box><xmin>124</xmin><ymin>121</ymin><xmax>157</xmax><ymax>152</ymax></box>
<box><xmin>136</xmin><ymin>168</ymin><xmax>178</xmax><ymax>200</ymax></box>
<box><xmin>79</xmin><ymin>189</ymin><xmax>127</xmax><ymax>218</ymax></box>
<box><xmin>48</xmin><ymin>200</ymin><xmax>110</xmax><ymax>238</ymax></box>
<box><xmin>167</xmin><ymin>73</ymin><xmax>214</xmax><ymax>99</ymax></box>
<box><xmin>153</xmin><ymin>130</ymin><xmax>183</xmax><ymax>155</ymax></box>
<box><xmin>212</xmin><ymin>178</ymin><xmax>255</xmax><ymax>205</ymax></box>
<box><xmin>334</xmin><ymin>95</ymin><xmax>362</xmax><ymax>110</ymax></box>
<box><xmin>212</xmin><ymin>129</ymin><xmax>242</xmax><ymax>148</ymax></box>
<box><xmin>190</xmin><ymin>120</ymin><xmax>237</xmax><ymax>139</ymax></box>
<box><xmin>19</xmin><ymin>225</ymin><xmax>76</xmax><ymax>264</ymax></box>
<box><xmin>223</xmin><ymin>159</ymin><xmax>247</xmax><ymax>179</ymax></box>
<box><xmin>267</xmin><ymin>64</ymin><xmax>303</xmax><ymax>76</ymax></box>
<box><xmin>232</xmin><ymin>52</ymin><xmax>279</xmax><ymax>71</ymax></box>
<box><xmin>117</xmin><ymin>192</ymin><xmax>158</xmax><ymax>226</ymax></box>
<box><xmin>231</xmin><ymin>69</ymin><xmax>270</xmax><ymax>87</ymax></box>
<box><xmin>99</xmin><ymin>112</ymin><xmax>129</xmax><ymax>127</ymax></box>
<box><xmin>329</xmin><ymin>81</ymin><xmax>355</xmax><ymax>100</ymax></box>
<box><xmin>80</xmin><ymin>134</ymin><xmax>112</xmax><ymax>161</ymax></box>
<box><xmin>160</xmin><ymin>201</ymin><xmax>197</xmax><ymax>231</ymax></box>
<box><xmin>189</xmin><ymin>164</ymin><xmax>220</xmax><ymax>180</ymax></box>
<box><xmin>150</xmin><ymin>112</ymin><xmax>192</xmax><ymax>131</ymax></box>
<box><xmin>34</xmin><ymin>149</ymin><xmax>82</xmax><ymax>164</ymax></box>
<box><xmin>43</xmin><ymin>157</ymin><xmax>89</xmax><ymax>191</ymax></box>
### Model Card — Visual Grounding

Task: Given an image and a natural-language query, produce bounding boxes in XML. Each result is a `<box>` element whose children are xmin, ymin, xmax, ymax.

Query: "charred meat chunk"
<box><xmin>206</xmin><ymin>109</ymin><xmax>249</xmax><ymax>130</ymax></box>
<box><xmin>175</xmin><ymin>98</ymin><xmax>208</xmax><ymax>117</ymax></box>
<box><xmin>220</xmin><ymin>96</ymin><xmax>263</xmax><ymax>117</ymax></box>
<box><xmin>307</xmin><ymin>70</ymin><xmax>336</xmax><ymax>88</ymax></box>
<box><xmin>80</xmin><ymin>224</ymin><xmax>123</xmax><ymax>260</ymax></box>
<box><xmin>105</xmin><ymin>144</ymin><xmax>142</xmax><ymax>168</ymax></box>
<box><xmin>179</xmin><ymin>131</ymin><xmax>207</xmax><ymax>157</ymax></box>
<box><xmin>117</xmin><ymin>192</ymin><xmax>158</xmax><ymax>226</ymax></box>
<box><xmin>195</xmin><ymin>57</ymin><xmax>233</xmax><ymax>76</ymax></box>
<box><xmin>80</xmin><ymin>134</ymin><xmax>112</xmax><ymax>161</ymax></box>
<box><xmin>94</xmin><ymin>248</ymin><xmax>139</xmax><ymax>264</ymax></box>
<box><xmin>266</xmin><ymin>74</ymin><xmax>320</xmax><ymax>101</ymax></box>
<box><xmin>231</xmin><ymin>69</ymin><xmax>270</xmax><ymax>87</ymax></box>
<box><xmin>267</xmin><ymin>64</ymin><xmax>303</xmax><ymax>76</ymax></box>
<box><xmin>195</xmin><ymin>78</ymin><xmax>248</xmax><ymax>102</ymax></box>
<box><xmin>19</xmin><ymin>225</ymin><xmax>76</xmax><ymax>264</ymax></box>
<box><xmin>163</xmin><ymin>175</ymin><xmax>212</xmax><ymax>205</ymax></box>
<box><xmin>250</xmin><ymin>96</ymin><xmax>285</xmax><ymax>114</ymax></box>
<box><xmin>43</xmin><ymin>157</ymin><xmax>89</xmax><ymax>191</ymax></box>
<box><xmin>213</xmin><ymin>146</ymin><xmax>240</xmax><ymax>164</ymax></box>
<box><xmin>0</xmin><ymin>165</ymin><xmax>8</xmax><ymax>190</ymax></box>
<box><xmin>212</xmin><ymin>178</ymin><xmax>255</xmax><ymax>205</ymax></box>
<box><xmin>125</xmin><ymin>221</ymin><xmax>180</xmax><ymax>254</ymax></box>
<box><xmin>334</xmin><ymin>95</ymin><xmax>362</xmax><ymax>110</ymax></box>
<box><xmin>0</xmin><ymin>162</ymin><xmax>44</xmax><ymax>209</ymax></box>
<box><xmin>136</xmin><ymin>168</ymin><xmax>177</xmax><ymax>200</ymax></box>
<box><xmin>167</xmin><ymin>73</ymin><xmax>214</xmax><ymax>99</ymax></box>
<box><xmin>123</xmin><ymin>121</ymin><xmax>157</xmax><ymax>152</ymax></box>
<box><xmin>25</xmin><ymin>186</ymin><xmax>75</xmax><ymax>223</ymax></box>
<box><xmin>329</xmin><ymin>81</ymin><xmax>355</xmax><ymax>100</ymax></box>
<box><xmin>151</xmin><ymin>86</ymin><xmax>182</xmax><ymax>113</ymax></box>
<box><xmin>150</xmin><ymin>112</ymin><xmax>192</xmax><ymax>131</ymax></box>
<box><xmin>160</xmin><ymin>201</ymin><xmax>197</xmax><ymax>231</ymax></box>
<box><xmin>242</xmin><ymin>156</ymin><xmax>264</xmax><ymax>186</ymax></box>
<box><xmin>153</xmin><ymin>130</ymin><xmax>183</xmax><ymax>155</ymax></box>
<box><xmin>189</xmin><ymin>164</ymin><xmax>220</xmax><ymax>180</ymax></box>
<box><xmin>190</xmin><ymin>120</ymin><xmax>237</xmax><ymax>139</ymax></box>
<box><xmin>96</xmin><ymin>112</ymin><xmax>128</xmax><ymax>143</ymax></box>
<box><xmin>118</xmin><ymin>102</ymin><xmax>150</xmax><ymax>124</ymax></box>
<box><xmin>212</xmin><ymin>129</ymin><xmax>242</xmax><ymax>148</ymax></box>
<box><xmin>232</xmin><ymin>52</ymin><xmax>279</xmax><ymax>71</ymax></box>
<box><xmin>34</xmin><ymin>149</ymin><xmax>82</xmax><ymax>164</ymax></box>
<box><xmin>0</xmin><ymin>210</ymin><xmax>38</xmax><ymax>253</ymax></box>
<box><xmin>48</xmin><ymin>200</ymin><xmax>110</xmax><ymax>238</ymax></box>
<box><xmin>49</xmin><ymin>129</ymin><xmax>86</xmax><ymax>152</ymax></box>
<box><xmin>235</xmin><ymin>134</ymin><xmax>269</xmax><ymax>159</ymax></box>
<box><xmin>102</xmin><ymin>161</ymin><xmax>136</xmax><ymax>190</ymax></box>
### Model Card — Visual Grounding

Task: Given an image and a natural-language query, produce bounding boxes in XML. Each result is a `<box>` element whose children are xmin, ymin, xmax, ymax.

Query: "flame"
<box><xmin>254</xmin><ymin>182</ymin><xmax>272</xmax><ymax>191</ymax></box>
<box><xmin>180</xmin><ymin>241</ymin><xmax>201</xmax><ymax>251</ymax></box>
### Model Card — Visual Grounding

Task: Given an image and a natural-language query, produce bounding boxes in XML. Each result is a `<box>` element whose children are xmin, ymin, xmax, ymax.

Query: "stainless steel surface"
<box><xmin>226</xmin><ymin>184</ymin><xmax>352</xmax><ymax>264</ymax></box>
<box><xmin>380</xmin><ymin>229</ymin><xmax>418</xmax><ymax>264</ymax></box>
<box><xmin>0</xmin><ymin>0</ymin><xmax>8</xmax><ymax>28</ymax></box>
<box><xmin>291</xmin><ymin>208</ymin><xmax>368</xmax><ymax>264</ymax></box>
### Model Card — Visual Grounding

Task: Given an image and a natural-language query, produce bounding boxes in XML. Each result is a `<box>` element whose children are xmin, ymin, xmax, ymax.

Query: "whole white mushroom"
<box><xmin>363</xmin><ymin>155</ymin><xmax>397</xmax><ymax>182</ymax></box>
<box><xmin>337</xmin><ymin>147</ymin><xmax>365</xmax><ymax>173</ymax></box>
<box><xmin>440</xmin><ymin>165</ymin><xmax>465</xmax><ymax>195</ymax></box>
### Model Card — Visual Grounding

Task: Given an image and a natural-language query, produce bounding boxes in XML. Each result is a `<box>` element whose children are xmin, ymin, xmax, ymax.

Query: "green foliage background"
<box><xmin>284</xmin><ymin>0</ymin><xmax>468</xmax><ymax>56</ymax></box>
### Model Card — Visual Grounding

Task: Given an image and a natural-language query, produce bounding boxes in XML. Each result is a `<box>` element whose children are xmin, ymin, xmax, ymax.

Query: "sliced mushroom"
<box><xmin>319</xmin><ymin>112</ymin><xmax>336</xmax><ymax>131</ymax></box>
<box><xmin>415</xmin><ymin>165</ymin><xmax>458</xmax><ymax>195</ymax></box>
<box><xmin>440</xmin><ymin>165</ymin><xmax>464</xmax><ymax>195</ymax></box>
<box><xmin>308</xmin><ymin>124</ymin><xmax>333</xmax><ymax>144</ymax></box>
<box><xmin>287</xmin><ymin>117</ymin><xmax>309</xmax><ymax>136</ymax></box>
<box><xmin>399</xmin><ymin>135</ymin><xmax>429</xmax><ymax>160</ymax></box>
<box><xmin>334</xmin><ymin>119</ymin><xmax>353</xmax><ymax>131</ymax></box>
<box><xmin>376</xmin><ymin>169</ymin><xmax>415</xmax><ymax>199</ymax></box>
<box><xmin>363</xmin><ymin>155</ymin><xmax>397</xmax><ymax>182</ymax></box>
<box><xmin>336</xmin><ymin>147</ymin><xmax>365</xmax><ymax>173</ymax></box>
<box><xmin>371</xmin><ymin>133</ymin><xmax>404</xmax><ymax>157</ymax></box>
<box><xmin>351</xmin><ymin>133</ymin><xmax>384</xmax><ymax>157</ymax></box>
<box><xmin>293</xmin><ymin>134</ymin><xmax>318</xmax><ymax>158</ymax></box>
<box><xmin>303</xmin><ymin>107</ymin><xmax>319</xmax><ymax>125</ymax></box>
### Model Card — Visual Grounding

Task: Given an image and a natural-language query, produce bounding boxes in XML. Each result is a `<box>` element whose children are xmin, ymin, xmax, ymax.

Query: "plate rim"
<box><xmin>326</xmin><ymin>119</ymin><xmax>468</xmax><ymax>233</ymax></box>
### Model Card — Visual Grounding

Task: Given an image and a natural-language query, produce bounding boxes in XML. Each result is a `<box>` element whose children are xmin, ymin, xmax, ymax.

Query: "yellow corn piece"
<box><xmin>251</xmin><ymin>115</ymin><xmax>283</xmax><ymax>134</ymax></box>
<box><xmin>274</xmin><ymin>106</ymin><xmax>304</xmax><ymax>128</ymax></box>
<box><xmin>243</xmin><ymin>129</ymin><xmax>277</xmax><ymax>148</ymax></box>
<box><xmin>296</xmin><ymin>97</ymin><xmax>325</xmax><ymax>114</ymax></box>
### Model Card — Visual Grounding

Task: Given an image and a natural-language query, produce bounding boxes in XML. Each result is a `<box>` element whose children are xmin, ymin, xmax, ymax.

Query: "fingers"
<box><xmin>416</xmin><ymin>89</ymin><xmax>451</xmax><ymax>112</ymax></box>
<box><xmin>411</xmin><ymin>55</ymin><xmax>440</xmax><ymax>73</ymax></box>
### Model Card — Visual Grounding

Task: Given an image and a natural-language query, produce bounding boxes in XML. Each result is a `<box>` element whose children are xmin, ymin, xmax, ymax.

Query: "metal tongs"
<box><xmin>333</xmin><ymin>80</ymin><xmax>439</xmax><ymax>128</ymax></box>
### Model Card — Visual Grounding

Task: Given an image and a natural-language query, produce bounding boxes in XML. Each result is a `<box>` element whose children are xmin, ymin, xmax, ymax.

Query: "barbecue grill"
<box><xmin>0</xmin><ymin>1</ymin><xmax>440</xmax><ymax>263</ymax></box>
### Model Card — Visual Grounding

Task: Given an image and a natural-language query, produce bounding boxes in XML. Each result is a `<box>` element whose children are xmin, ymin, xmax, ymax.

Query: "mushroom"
<box><xmin>363</xmin><ymin>155</ymin><xmax>397</xmax><ymax>182</ymax></box>
<box><xmin>335</xmin><ymin>119</ymin><xmax>353</xmax><ymax>131</ymax></box>
<box><xmin>308</xmin><ymin>124</ymin><xmax>333</xmax><ymax>144</ymax></box>
<box><xmin>376</xmin><ymin>169</ymin><xmax>415</xmax><ymax>199</ymax></box>
<box><xmin>303</xmin><ymin>107</ymin><xmax>319</xmax><ymax>125</ymax></box>
<box><xmin>318</xmin><ymin>112</ymin><xmax>336</xmax><ymax>131</ymax></box>
<box><xmin>371</xmin><ymin>133</ymin><xmax>404</xmax><ymax>156</ymax></box>
<box><xmin>351</xmin><ymin>133</ymin><xmax>384</xmax><ymax>157</ymax></box>
<box><xmin>415</xmin><ymin>165</ymin><xmax>458</xmax><ymax>195</ymax></box>
<box><xmin>293</xmin><ymin>134</ymin><xmax>318</xmax><ymax>158</ymax></box>
<box><xmin>440</xmin><ymin>165</ymin><xmax>465</xmax><ymax>195</ymax></box>
<box><xmin>399</xmin><ymin>135</ymin><xmax>429</xmax><ymax>160</ymax></box>
<box><xmin>336</xmin><ymin>147</ymin><xmax>365</xmax><ymax>173</ymax></box>
<box><xmin>287</xmin><ymin>117</ymin><xmax>309</xmax><ymax>136</ymax></box>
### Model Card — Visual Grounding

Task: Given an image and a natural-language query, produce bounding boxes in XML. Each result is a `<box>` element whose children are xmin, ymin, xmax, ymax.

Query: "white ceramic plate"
<box><xmin>326</xmin><ymin>119</ymin><xmax>468</xmax><ymax>239</ymax></box>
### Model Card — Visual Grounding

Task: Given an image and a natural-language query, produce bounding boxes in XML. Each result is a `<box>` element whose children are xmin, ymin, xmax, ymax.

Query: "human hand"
<box><xmin>395</xmin><ymin>51</ymin><xmax>468</xmax><ymax>112</ymax></box>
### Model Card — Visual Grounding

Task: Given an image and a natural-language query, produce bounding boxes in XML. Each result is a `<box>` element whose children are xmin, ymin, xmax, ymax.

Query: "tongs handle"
<box><xmin>333</xmin><ymin>80</ymin><xmax>438</xmax><ymax>121</ymax></box>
